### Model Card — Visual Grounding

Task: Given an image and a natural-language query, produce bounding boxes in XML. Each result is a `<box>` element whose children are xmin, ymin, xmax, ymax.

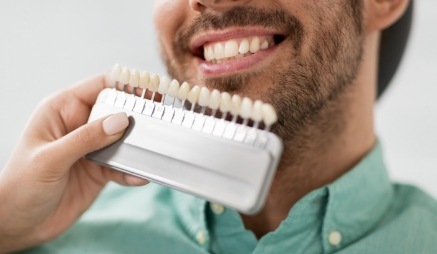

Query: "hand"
<box><xmin>0</xmin><ymin>74</ymin><xmax>148</xmax><ymax>252</ymax></box>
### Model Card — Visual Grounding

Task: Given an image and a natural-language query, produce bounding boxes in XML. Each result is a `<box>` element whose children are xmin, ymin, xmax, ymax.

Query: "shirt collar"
<box><xmin>173</xmin><ymin>141</ymin><xmax>394</xmax><ymax>253</ymax></box>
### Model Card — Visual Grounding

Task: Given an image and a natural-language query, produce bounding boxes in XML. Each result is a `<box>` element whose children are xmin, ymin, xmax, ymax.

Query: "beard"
<box><xmin>162</xmin><ymin>1</ymin><xmax>364</xmax><ymax>142</ymax></box>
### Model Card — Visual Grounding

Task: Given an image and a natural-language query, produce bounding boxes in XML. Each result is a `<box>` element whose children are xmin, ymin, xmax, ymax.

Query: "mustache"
<box><xmin>176</xmin><ymin>6</ymin><xmax>305</xmax><ymax>53</ymax></box>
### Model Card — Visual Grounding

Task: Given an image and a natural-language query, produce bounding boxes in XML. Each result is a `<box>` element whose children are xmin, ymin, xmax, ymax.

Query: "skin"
<box><xmin>0</xmin><ymin>0</ymin><xmax>409</xmax><ymax>252</ymax></box>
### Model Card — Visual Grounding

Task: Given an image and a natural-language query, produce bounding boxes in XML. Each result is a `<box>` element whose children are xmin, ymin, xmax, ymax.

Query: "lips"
<box><xmin>190</xmin><ymin>28</ymin><xmax>286</xmax><ymax>75</ymax></box>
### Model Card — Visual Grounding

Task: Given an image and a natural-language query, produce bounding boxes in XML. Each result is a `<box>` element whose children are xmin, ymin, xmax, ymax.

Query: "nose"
<box><xmin>189</xmin><ymin>0</ymin><xmax>253</xmax><ymax>12</ymax></box>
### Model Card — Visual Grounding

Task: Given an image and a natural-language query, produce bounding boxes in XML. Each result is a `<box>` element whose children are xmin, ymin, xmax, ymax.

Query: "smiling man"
<box><xmin>2</xmin><ymin>0</ymin><xmax>437</xmax><ymax>253</ymax></box>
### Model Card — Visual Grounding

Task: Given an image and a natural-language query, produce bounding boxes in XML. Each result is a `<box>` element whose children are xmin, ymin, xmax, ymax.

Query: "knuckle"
<box><xmin>74</xmin><ymin>125</ymin><xmax>93</xmax><ymax>145</ymax></box>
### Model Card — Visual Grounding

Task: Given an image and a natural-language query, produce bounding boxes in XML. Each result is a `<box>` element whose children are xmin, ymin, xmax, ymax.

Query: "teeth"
<box><xmin>187</xmin><ymin>85</ymin><xmax>201</xmax><ymax>104</ymax></box>
<box><xmin>260</xmin><ymin>40</ymin><xmax>269</xmax><ymax>50</ymax></box>
<box><xmin>149</xmin><ymin>74</ymin><xmax>160</xmax><ymax>92</ymax></box>
<box><xmin>110</xmin><ymin>64</ymin><xmax>279</xmax><ymax>130</ymax></box>
<box><xmin>198</xmin><ymin>87</ymin><xmax>211</xmax><ymax>107</ymax></box>
<box><xmin>129</xmin><ymin>69</ymin><xmax>140</xmax><ymax>87</ymax></box>
<box><xmin>209</xmin><ymin>89</ymin><xmax>221</xmax><ymax>110</ymax></box>
<box><xmin>249</xmin><ymin>37</ymin><xmax>260</xmax><ymax>53</ymax></box>
<box><xmin>224</xmin><ymin>40</ymin><xmax>239</xmax><ymax>58</ymax></box>
<box><xmin>219</xmin><ymin>92</ymin><xmax>232</xmax><ymax>113</ymax></box>
<box><xmin>252</xmin><ymin>100</ymin><xmax>263</xmax><ymax>122</ymax></box>
<box><xmin>167</xmin><ymin>79</ymin><xmax>180</xmax><ymax>98</ymax></box>
<box><xmin>262</xmin><ymin>103</ymin><xmax>278</xmax><ymax>126</ymax></box>
<box><xmin>214</xmin><ymin>43</ymin><xmax>225</xmax><ymax>60</ymax></box>
<box><xmin>111</xmin><ymin>63</ymin><xmax>121</xmax><ymax>83</ymax></box>
<box><xmin>240</xmin><ymin>97</ymin><xmax>253</xmax><ymax>119</ymax></box>
<box><xmin>158</xmin><ymin>76</ymin><xmax>171</xmax><ymax>95</ymax></box>
<box><xmin>230</xmin><ymin>94</ymin><xmax>242</xmax><ymax>116</ymax></box>
<box><xmin>139</xmin><ymin>71</ymin><xmax>150</xmax><ymax>89</ymax></box>
<box><xmin>204</xmin><ymin>35</ymin><xmax>274</xmax><ymax>63</ymax></box>
<box><xmin>178</xmin><ymin>82</ymin><xmax>191</xmax><ymax>101</ymax></box>
<box><xmin>239</xmin><ymin>39</ymin><xmax>250</xmax><ymax>54</ymax></box>
<box><xmin>119</xmin><ymin>67</ymin><xmax>130</xmax><ymax>85</ymax></box>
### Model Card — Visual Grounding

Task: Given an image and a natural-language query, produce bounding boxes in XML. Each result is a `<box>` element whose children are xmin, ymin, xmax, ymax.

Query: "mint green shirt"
<box><xmin>22</xmin><ymin>143</ymin><xmax>437</xmax><ymax>253</ymax></box>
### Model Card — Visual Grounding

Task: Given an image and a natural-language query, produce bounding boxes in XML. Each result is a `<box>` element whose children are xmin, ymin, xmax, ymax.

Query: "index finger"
<box><xmin>67</xmin><ymin>73</ymin><xmax>113</xmax><ymax>107</ymax></box>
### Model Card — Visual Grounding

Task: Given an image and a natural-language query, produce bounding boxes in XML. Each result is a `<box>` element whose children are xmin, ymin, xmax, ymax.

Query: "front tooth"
<box><xmin>110</xmin><ymin>64</ymin><xmax>121</xmax><ymax>83</ymax></box>
<box><xmin>139</xmin><ymin>71</ymin><xmax>150</xmax><ymax>89</ymax></box>
<box><xmin>240</xmin><ymin>97</ymin><xmax>253</xmax><ymax>119</ymax></box>
<box><xmin>249</xmin><ymin>37</ymin><xmax>260</xmax><ymax>53</ymax></box>
<box><xmin>158</xmin><ymin>76</ymin><xmax>171</xmax><ymax>94</ymax></box>
<box><xmin>260</xmin><ymin>40</ymin><xmax>269</xmax><ymax>50</ymax></box>
<box><xmin>219</xmin><ymin>92</ymin><xmax>231</xmax><ymax>113</ymax></box>
<box><xmin>209</xmin><ymin>89</ymin><xmax>221</xmax><ymax>110</ymax></box>
<box><xmin>198</xmin><ymin>87</ymin><xmax>211</xmax><ymax>107</ymax></box>
<box><xmin>214</xmin><ymin>43</ymin><xmax>225</xmax><ymax>60</ymax></box>
<box><xmin>149</xmin><ymin>74</ymin><xmax>160</xmax><ymax>92</ymax></box>
<box><xmin>225</xmin><ymin>40</ymin><xmax>239</xmax><ymax>58</ymax></box>
<box><xmin>239</xmin><ymin>39</ymin><xmax>250</xmax><ymax>54</ymax></box>
<box><xmin>262</xmin><ymin>103</ymin><xmax>278</xmax><ymax>126</ymax></box>
<box><xmin>178</xmin><ymin>82</ymin><xmax>190</xmax><ymax>101</ymax></box>
<box><xmin>252</xmin><ymin>100</ymin><xmax>263</xmax><ymax>122</ymax></box>
<box><xmin>129</xmin><ymin>69</ymin><xmax>140</xmax><ymax>87</ymax></box>
<box><xmin>230</xmin><ymin>94</ymin><xmax>242</xmax><ymax>116</ymax></box>
<box><xmin>187</xmin><ymin>85</ymin><xmax>201</xmax><ymax>104</ymax></box>
<box><xmin>119</xmin><ymin>67</ymin><xmax>130</xmax><ymax>84</ymax></box>
<box><xmin>167</xmin><ymin>79</ymin><xmax>180</xmax><ymax>97</ymax></box>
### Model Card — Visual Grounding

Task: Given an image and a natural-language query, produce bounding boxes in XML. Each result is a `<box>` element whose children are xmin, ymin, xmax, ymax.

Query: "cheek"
<box><xmin>153</xmin><ymin>1</ymin><xmax>188</xmax><ymax>54</ymax></box>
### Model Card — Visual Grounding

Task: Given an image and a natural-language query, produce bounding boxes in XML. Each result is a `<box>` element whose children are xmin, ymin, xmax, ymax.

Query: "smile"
<box><xmin>190</xmin><ymin>28</ymin><xmax>286</xmax><ymax>75</ymax></box>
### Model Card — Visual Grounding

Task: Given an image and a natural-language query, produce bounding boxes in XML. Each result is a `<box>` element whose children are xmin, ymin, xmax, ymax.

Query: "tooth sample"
<box><xmin>148</xmin><ymin>74</ymin><xmax>160</xmax><ymax>92</ymax></box>
<box><xmin>219</xmin><ymin>92</ymin><xmax>232</xmax><ymax>114</ymax></box>
<box><xmin>178</xmin><ymin>82</ymin><xmax>190</xmax><ymax>101</ymax></box>
<box><xmin>129</xmin><ymin>69</ymin><xmax>140</xmax><ymax>88</ymax></box>
<box><xmin>111</xmin><ymin>64</ymin><xmax>121</xmax><ymax>84</ymax></box>
<box><xmin>167</xmin><ymin>79</ymin><xmax>180</xmax><ymax>98</ymax></box>
<box><xmin>225</xmin><ymin>40</ymin><xmax>239</xmax><ymax>58</ymax></box>
<box><xmin>209</xmin><ymin>89</ymin><xmax>221</xmax><ymax>110</ymax></box>
<box><xmin>252</xmin><ymin>100</ymin><xmax>263</xmax><ymax>124</ymax></box>
<box><xmin>249</xmin><ymin>37</ymin><xmax>261</xmax><ymax>53</ymax></box>
<box><xmin>139</xmin><ymin>71</ymin><xmax>150</xmax><ymax>89</ymax></box>
<box><xmin>230</xmin><ymin>94</ymin><xmax>242</xmax><ymax>121</ymax></box>
<box><xmin>240</xmin><ymin>97</ymin><xmax>253</xmax><ymax>122</ymax></box>
<box><xmin>214</xmin><ymin>43</ymin><xmax>225</xmax><ymax>60</ymax></box>
<box><xmin>158</xmin><ymin>76</ymin><xmax>171</xmax><ymax>95</ymax></box>
<box><xmin>260</xmin><ymin>40</ymin><xmax>269</xmax><ymax>50</ymax></box>
<box><xmin>119</xmin><ymin>67</ymin><xmax>131</xmax><ymax>85</ymax></box>
<box><xmin>262</xmin><ymin>103</ymin><xmax>278</xmax><ymax>129</ymax></box>
<box><xmin>198</xmin><ymin>87</ymin><xmax>211</xmax><ymax>107</ymax></box>
<box><xmin>187</xmin><ymin>85</ymin><xmax>201</xmax><ymax>108</ymax></box>
<box><xmin>239</xmin><ymin>39</ymin><xmax>250</xmax><ymax>54</ymax></box>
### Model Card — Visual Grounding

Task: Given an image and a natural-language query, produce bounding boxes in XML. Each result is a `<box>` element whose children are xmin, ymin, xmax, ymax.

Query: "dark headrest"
<box><xmin>378</xmin><ymin>0</ymin><xmax>414</xmax><ymax>97</ymax></box>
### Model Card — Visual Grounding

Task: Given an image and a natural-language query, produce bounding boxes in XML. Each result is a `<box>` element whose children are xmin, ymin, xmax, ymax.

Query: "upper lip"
<box><xmin>189</xmin><ymin>27</ymin><xmax>286</xmax><ymax>57</ymax></box>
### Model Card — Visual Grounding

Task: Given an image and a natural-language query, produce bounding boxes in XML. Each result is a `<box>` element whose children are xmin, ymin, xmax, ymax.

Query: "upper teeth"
<box><xmin>204</xmin><ymin>36</ymin><xmax>274</xmax><ymax>62</ymax></box>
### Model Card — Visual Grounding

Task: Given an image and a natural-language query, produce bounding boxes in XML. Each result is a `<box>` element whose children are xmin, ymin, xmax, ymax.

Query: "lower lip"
<box><xmin>197</xmin><ymin>45</ymin><xmax>278</xmax><ymax>76</ymax></box>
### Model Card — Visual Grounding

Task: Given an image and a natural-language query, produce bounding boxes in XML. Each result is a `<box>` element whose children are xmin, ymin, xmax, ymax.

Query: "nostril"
<box><xmin>189</xmin><ymin>0</ymin><xmax>206</xmax><ymax>12</ymax></box>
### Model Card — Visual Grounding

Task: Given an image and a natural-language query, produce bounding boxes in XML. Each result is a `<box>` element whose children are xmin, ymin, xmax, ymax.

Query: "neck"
<box><xmin>241</xmin><ymin>32</ymin><xmax>379</xmax><ymax>239</ymax></box>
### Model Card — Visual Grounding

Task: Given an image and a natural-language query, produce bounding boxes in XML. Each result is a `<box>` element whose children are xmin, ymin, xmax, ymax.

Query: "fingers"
<box><xmin>49</xmin><ymin>112</ymin><xmax>129</xmax><ymax>167</ymax></box>
<box><xmin>68</xmin><ymin>73</ymin><xmax>112</xmax><ymax>107</ymax></box>
<box><xmin>100</xmin><ymin>167</ymin><xmax>149</xmax><ymax>186</ymax></box>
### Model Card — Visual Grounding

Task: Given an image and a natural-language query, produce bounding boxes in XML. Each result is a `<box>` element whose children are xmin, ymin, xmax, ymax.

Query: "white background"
<box><xmin>0</xmin><ymin>1</ymin><xmax>435</xmax><ymax>198</ymax></box>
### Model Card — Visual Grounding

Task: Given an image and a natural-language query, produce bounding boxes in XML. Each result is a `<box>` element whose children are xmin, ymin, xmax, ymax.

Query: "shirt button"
<box><xmin>210</xmin><ymin>203</ymin><xmax>225</xmax><ymax>215</ymax></box>
<box><xmin>328</xmin><ymin>231</ymin><xmax>342</xmax><ymax>246</ymax></box>
<box><xmin>196</xmin><ymin>229</ymin><xmax>207</xmax><ymax>245</ymax></box>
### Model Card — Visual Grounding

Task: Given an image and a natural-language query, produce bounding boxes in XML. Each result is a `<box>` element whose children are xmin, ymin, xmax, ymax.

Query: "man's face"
<box><xmin>154</xmin><ymin>0</ymin><xmax>364</xmax><ymax>140</ymax></box>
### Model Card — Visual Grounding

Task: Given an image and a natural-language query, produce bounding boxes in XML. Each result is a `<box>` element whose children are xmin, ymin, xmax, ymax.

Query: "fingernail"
<box><xmin>103</xmin><ymin>112</ymin><xmax>129</xmax><ymax>135</ymax></box>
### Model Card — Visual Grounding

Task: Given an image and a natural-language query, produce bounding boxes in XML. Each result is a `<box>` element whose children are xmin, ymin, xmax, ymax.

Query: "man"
<box><xmin>0</xmin><ymin>0</ymin><xmax>436</xmax><ymax>253</ymax></box>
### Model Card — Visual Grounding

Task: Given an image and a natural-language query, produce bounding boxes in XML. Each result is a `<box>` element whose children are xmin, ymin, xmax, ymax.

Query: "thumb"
<box><xmin>51</xmin><ymin>112</ymin><xmax>129</xmax><ymax>166</ymax></box>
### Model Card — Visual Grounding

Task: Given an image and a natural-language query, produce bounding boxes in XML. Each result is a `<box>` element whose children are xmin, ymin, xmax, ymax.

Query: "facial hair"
<box><xmin>163</xmin><ymin>2</ymin><xmax>364</xmax><ymax>142</ymax></box>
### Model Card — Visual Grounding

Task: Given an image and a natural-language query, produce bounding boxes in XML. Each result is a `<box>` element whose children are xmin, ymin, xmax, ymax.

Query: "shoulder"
<box><xmin>340</xmin><ymin>183</ymin><xmax>437</xmax><ymax>254</ymax></box>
